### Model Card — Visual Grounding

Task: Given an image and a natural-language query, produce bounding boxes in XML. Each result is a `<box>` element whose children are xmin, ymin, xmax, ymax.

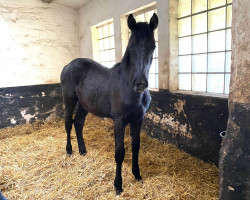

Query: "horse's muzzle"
<box><xmin>133</xmin><ymin>79</ymin><xmax>148</xmax><ymax>93</ymax></box>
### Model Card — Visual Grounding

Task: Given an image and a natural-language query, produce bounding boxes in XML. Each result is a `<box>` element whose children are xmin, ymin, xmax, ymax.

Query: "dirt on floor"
<box><xmin>0</xmin><ymin>114</ymin><xmax>219</xmax><ymax>200</ymax></box>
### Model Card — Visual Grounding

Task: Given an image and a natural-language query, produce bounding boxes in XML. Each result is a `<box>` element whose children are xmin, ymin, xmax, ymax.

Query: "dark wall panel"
<box><xmin>0</xmin><ymin>84</ymin><xmax>63</xmax><ymax>128</ymax></box>
<box><xmin>143</xmin><ymin>89</ymin><xmax>228</xmax><ymax>165</ymax></box>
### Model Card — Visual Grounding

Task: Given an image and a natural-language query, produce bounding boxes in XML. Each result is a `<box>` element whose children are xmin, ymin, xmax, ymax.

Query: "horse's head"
<box><xmin>125</xmin><ymin>13</ymin><xmax>158</xmax><ymax>93</ymax></box>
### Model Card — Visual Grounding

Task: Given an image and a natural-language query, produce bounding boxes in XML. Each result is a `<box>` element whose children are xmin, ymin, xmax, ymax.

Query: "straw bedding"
<box><xmin>0</xmin><ymin>114</ymin><xmax>219</xmax><ymax>200</ymax></box>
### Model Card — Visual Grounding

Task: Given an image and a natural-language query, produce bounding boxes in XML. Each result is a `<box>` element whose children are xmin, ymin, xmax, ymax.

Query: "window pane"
<box><xmin>103</xmin><ymin>25</ymin><xmax>109</xmax><ymax>37</ymax></box>
<box><xmin>108</xmin><ymin>23</ymin><xmax>114</xmax><ymax>35</ymax></box>
<box><xmin>155</xmin><ymin>59</ymin><xmax>159</xmax><ymax>73</ymax></box>
<box><xmin>208</xmin><ymin>7</ymin><xmax>226</xmax><ymax>31</ymax></box>
<box><xmin>225</xmin><ymin>52</ymin><xmax>231</xmax><ymax>72</ymax></box>
<box><xmin>150</xmin><ymin>59</ymin><xmax>156</xmax><ymax>74</ymax></box>
<box><xmin>208</xmin><ymin>52</ymin><xmax>225</xmax><ymax>72</ymax></box>
<box><xmin>192</xmin><ymin>13</ymin><xmax>207</xmax><ymax>34</ymax></box>
<box><xmin>178</xmin><ymin>17</ymin><xmax>191</xmax><ymax>37</ymax></box>
<box><xmin>105</xmin><ymin>50</ymin><xmax>110</xmax><ymax>61</ymax></box>
<box><xmin>145</xmin><ymin>10</ymin><xmax>155</xmax><ymax>22</ymax></box>
<box><xmin>192</xmin><ymin>0</ymin><xmax>207</xmax><ymax>13</ymax></box>
<box><xmin>99</xmin><ymin>39</ymin><xmax>104</xmax><ymax>51</ymax></box>
<box><xmin>109</xmin><ymin>36</ymin><xmax>115</xmax><ymax>49</ymax></box>
<box><xmin>98</xmin><ymin>27</ymin><xmax>103</xmax><ymax>38</ymax></box>
<box><xmin>179</xmin><ymin>37</ymin><xmax>191</xmax><ymax>55</ymax></box>
<box><xmin>227</xmin><ymin>5</ymin><xmax>232</xmax><ymax>27</ymax></box>
<box><xmin>136</xmin><ymin>14</ymin><xmax>145</xmax><ymax>22</ymax></box>
<box><xmin>178</xmin><ymin>0</ymin><xmax>191</xmax><ymax>18</ymax></box>
<box><xmin>100</xmin><ymin>51</ymin><xmax>105</xmax><ymax>61</ymax></box>
<box><xmin>207</xmin><ymin>74</ymin><xmax>224</xmax><ymax>93</ymax></box>
<box><xmin>227</xmin><ymin>0</ymin><xmax>232</xmax><ymax>3</ymax></box>
<box><xmin>179</xmin><ymin>74</ymin><xmax>191</xmax><ymax>90</ymax></box>
<box><xmin>104</xmin><ymin>38</ymin><xmax>109</xmax><ymax>49</ymax></box>
<box><xmin>208</xmin><ymin>0</ymin><xmax>226</xmax><ymax>9</ymax></box>
<box><xmin>192</xmin><ymin>34</ymin><xmax>207</xmax><ymax>54</ymax></box>
<box><xmin>226</xmin><ymin>29</ymin><xmax>231</xmax><ymax>50</ymax></box>
<box><xmin>179</xmin><ymin>55</ymin><xmax>191</xmax><ymax>72</ymax></box>
<box><xmin>110</xmin><ymin>49</ymin><xmax>115</xmax><ymax>61</ymax></box>
<box><xmin>192</xmin><ymin>54</ymin><xmax>207</xmax><ymax>72</ymax></box>
<box><xmin>155</xmin><ymin>74</ymin><xmax>159</xmax><ymax>89</ymax></box>
<box><xmin>208</xmin><ymin>30</ymin><xmax>225</xmax><ymax>52</ymax></box>
<box><xmin>154</xmin><ymin>28</ymin><xmax>158</xmax><ymax>41</ymax></box>
<box><xmin>192</xmin><ymin>74</ymin><xmax>206</xmax><ymax>91</ymax></box>
<box><xmin>225</xmin><ymin>74</ymin><xmax>230</xmax><ymax>94</ymax></box>
<box><xmin>149</xmin><ymin>74</ymin><xmax>156</xmax><ymax>88</ymax></box>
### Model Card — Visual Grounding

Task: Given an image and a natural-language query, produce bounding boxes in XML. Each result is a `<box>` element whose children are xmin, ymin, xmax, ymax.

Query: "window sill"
<box><xmin>171</xmin><ymin>90</ymin><xmax>229</xmax><ymax>99</ymax></box>
<box><xmin>148</xmin><ymin>88</ymin><xmax>159</xmax><ymax>92</ymax></box>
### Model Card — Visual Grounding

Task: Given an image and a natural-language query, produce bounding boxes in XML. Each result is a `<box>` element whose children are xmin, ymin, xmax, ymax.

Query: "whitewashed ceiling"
<box><xmin>53</xmin><ymin>0</ymin><xmax>91</xmax><ymax>9</ymax></box>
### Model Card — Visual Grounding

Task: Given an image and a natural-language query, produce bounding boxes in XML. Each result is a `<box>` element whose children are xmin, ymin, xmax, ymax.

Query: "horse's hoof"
<box><xmin>134</xmin><ymin>174</ymin><xmax>142</xmax><ymax>181</ymax></box>
<box><xmin>66</xmin><ymin>146</ymin><xmax>72</xmax><ymax>156</ymax></box>
<box><xmin>116</xmin><ymin>188</ymin><xmax>123</xmax><ymax>196</ymax></box>
<box><xmin>67</xmin><ymin>153</ymin><xmax>72</xmax><ymax>157</ymax></box>
<box><xmin>79</xmin><ymin>150</ymin><xmax>87</xmax><ymax>156</ymax></box>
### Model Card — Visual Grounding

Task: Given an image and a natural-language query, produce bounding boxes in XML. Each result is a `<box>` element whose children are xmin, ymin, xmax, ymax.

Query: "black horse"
<box><xmin>60</xmin><ymin>13</ymin><xmax>158</xmax><ymax>195</ymax></box>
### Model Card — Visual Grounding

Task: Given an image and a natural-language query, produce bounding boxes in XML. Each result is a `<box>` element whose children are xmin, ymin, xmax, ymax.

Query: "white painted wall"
<box><xmin>78</xmin><ymin>0</ymin><xmax>172</xmax><ymax>89</ymax></box>
<box><xmin>0</xmin><ymin>0</ymin><xmax>79</xmax><ymax>88</ymax></box>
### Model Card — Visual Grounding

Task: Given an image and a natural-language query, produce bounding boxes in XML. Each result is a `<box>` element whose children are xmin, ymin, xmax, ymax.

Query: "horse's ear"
<box><xmin>150</xmin><ymin>13</ymin><xmax>158</xmax><ymax>30</ymax></box>
<box><xmin>128</xmin><ymin>14</ymin><xmax>136</xmax><ymax>31</ymax></box>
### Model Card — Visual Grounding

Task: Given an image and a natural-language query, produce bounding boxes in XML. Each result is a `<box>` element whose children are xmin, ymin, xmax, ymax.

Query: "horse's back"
<box><xmin>61</xmin><ymin>58</ymin><xmax>106</xmax><ymax>86</ymax></box>
<box><xmin>61</xmin><ymin>58</ymin><xmax>112</xmax><ymax>117</ymax></box>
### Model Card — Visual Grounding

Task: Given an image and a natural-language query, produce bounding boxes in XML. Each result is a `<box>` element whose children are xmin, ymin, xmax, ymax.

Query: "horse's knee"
<box><xmin>115</xmin><ymin>146</ymin><xmax>125</xmax><ymax>164</ymax></box>
<box><xmin>65</xmin><ymin>116</ymin><xmax>73</xmax><ymax>130</ymax></box>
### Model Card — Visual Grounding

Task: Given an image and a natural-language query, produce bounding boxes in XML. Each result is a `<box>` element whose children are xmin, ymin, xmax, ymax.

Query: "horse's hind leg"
<box><xmin>74</xmin><ymin>102</ymin><xmax>88</xmax><ymax>155</ymax></box>
<box><xmin>64</xmin><ymin>96</ymin><xmax>77</xmax><ymax>155</ymax></box>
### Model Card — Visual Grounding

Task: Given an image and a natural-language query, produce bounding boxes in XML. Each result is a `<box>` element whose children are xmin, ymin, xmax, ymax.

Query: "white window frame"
<box><xmin>177</xmin><ymin>0</ymin><xmax>232</xmax><ymax>95</ymax></box>
<box><xmin>91</xmin><ymin>19</ymin><xmax>116</xmax><ymax>68</ymax></box>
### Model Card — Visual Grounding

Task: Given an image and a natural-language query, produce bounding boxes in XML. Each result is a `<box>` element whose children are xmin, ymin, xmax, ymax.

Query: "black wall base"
<box><xmin>0</xmin><ymin>85</ymin><xmax>229</xmax><ymax>166</ymax></box>
<box><xmin>219</xmin><ymin>102</ymin><xmax>250</xmax><ymax>200</ymax></box>
<box><xmin>0</xmin><ymin>84</ymin><xmax>63</xmax><ymax>128</ymax></box>
<box><xmin>143</xmin><ymin>89</ymin><xmax>229</xmax><ymax>165</ymax></box>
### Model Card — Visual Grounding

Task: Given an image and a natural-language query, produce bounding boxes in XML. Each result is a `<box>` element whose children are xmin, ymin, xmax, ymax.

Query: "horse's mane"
<box><xmin>112</xmin><ymin>62</ymin><xmax>121</xmax><ymax>69</ymax></box>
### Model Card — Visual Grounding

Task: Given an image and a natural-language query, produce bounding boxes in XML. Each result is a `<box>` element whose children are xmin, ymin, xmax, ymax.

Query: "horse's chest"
<box><xmin>124</xmin><ymin>104</ymin><xmax>145</xmax><ymax>122</ymax></box>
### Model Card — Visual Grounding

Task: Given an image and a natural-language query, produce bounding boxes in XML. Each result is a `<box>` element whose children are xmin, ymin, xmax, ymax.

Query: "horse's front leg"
<box><xmin>113</xmin><ymin>119</ymin><xmax>126</xmax><ymax>195</ymax></box>
<box><xmin>130</xmin><ymin>120</ymin><xmax>143</xmax><ymax>181</ymax></box>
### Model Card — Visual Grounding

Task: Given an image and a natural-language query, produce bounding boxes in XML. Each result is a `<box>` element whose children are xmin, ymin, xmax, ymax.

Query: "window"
<box><xmin>96</xmin><ymin>22</ymin><xmax>116</xmax><ymax>68</ymax></box>
<box><xmin>178</xmin><ymin>0</ymin><xmax>232</xmax><ymax>94</ymax></box>
<box><xmin>128</xmin><ymin>8</ymin><xmax>159</xmax><ymax>89</ymax></box>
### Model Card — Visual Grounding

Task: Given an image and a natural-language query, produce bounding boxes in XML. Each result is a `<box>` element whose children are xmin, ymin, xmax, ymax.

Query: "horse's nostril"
<box><xmin>136</xmin><ymin>81</ymin><xmax>148</xmax><ymax>88</ymax></box>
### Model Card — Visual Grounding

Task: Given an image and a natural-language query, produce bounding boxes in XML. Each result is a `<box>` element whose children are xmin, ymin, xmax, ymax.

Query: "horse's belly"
<box><xmin>77</xmin><ymin>92</ymin><xmax>111</xmax><ymax>118</ymax></box>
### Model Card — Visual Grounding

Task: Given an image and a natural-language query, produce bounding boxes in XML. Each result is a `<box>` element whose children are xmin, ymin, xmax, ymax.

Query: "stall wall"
<box><xmin>219</xmin><ymin>0</ymin><xmax>250</xmax><ymax>199</ymax></box>
<box><xmin>0</xmin><ymin>0</ymin><xmax>79</xmax><ymax>87</ymax></box>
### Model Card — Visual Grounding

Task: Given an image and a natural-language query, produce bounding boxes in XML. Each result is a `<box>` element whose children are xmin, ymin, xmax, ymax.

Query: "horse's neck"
<box><xmin>114</xmin><ymin>62</ymin><xmax>144</xmax><ymax>103</ymax></box>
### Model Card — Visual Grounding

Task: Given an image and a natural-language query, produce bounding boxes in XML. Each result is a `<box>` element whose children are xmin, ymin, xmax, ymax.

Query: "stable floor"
<box><xmin>0</xmin><ymin>115</ymin><xmax>218</xmax><ymax>200</ymax></box>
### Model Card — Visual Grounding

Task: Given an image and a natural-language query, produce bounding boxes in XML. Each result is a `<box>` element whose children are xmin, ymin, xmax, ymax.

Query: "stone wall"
<box><xmin>0</xmin><ymin>84</ymin><xmax>63</xmax><ymax>128</ymax></box>
<box><xmin>144</xmin><ymin>90</ymin><xmax>228</xmax><ymax>165</ymax></box>
<box><xmin>0</xmin><ymin>0</ymin><xmax>79</xmax><ymax>88</ymax></box>
<box><xmin>219</xmin><ymin>0</ymin><xmax>250</xmax><ymax>199</ymax></box>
